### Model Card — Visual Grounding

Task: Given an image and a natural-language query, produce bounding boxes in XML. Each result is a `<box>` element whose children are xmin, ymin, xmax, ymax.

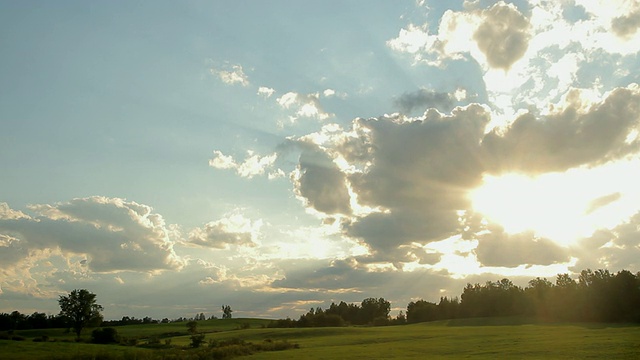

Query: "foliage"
<box><xmin>91</xmin><ymin>328</ymin><xmax>119</xmax><ymax>344</ymax></box>
<box><xmin>222</xmin><ymin>305</ymin><xmax>233</xmax><ymax>319</ymax></box>
<box><xmin>186</xmin><ymin>320</ymin><xmax>206</xmax><ymax>348</ymax></box>
<box><xmin>405</xmin><ymin>269</ymin><xmax>640</xmax><ymax>324</ymax></box>
<box><xmin>58</xmin><ymin>289</ymin><xmax>103</xmax><ymax>339</ymax></box>
<box><xmin>0</xmin><ymin>311</ymin><xmax>67</xmax><ymax>331</ymax></box>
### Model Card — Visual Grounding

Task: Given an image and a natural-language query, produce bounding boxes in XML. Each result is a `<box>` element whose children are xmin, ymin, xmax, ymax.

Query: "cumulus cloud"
<box><xmin>187</xmin><ymin>212</ymin><xmax>262</xmax><ymax>249</ymax></box>
<box><xmin>483</xmin><ymin>85</ymin><xmax>640</xmax><ymax>174</ymax></box>
<box><xmin>612</xmin><ymin>10</ymin><xmax>640</xmax><ymax>38</ymax></box>
<box><xmin>209</xmin><ymin>150</ymin><xmax>279</xmax><ymax>179</ymax></box>
<box><xmin>0</xmin><ymin>197</ymin><xmax>184</xmax><ymax>273</ymax></box>
<box><xmin>388</xmin><ymin>2</ymin><xmax>531</xmax><ymax>70</ymax></box>
<box><xmin>281</xmin><ymin>83</ymin><xmax>640</xmax><ymax>263</ymax></box>
<box><xmin>292</xmin><ymin>142</ymin><xmax>352</xmax><ymax>215</ymax></box>
<box><xmin>473</xmin><ymin>2</ymin><xmax>531</xmax><ymax>70</ymax></box>
<box><xmin>285</xmin><ymin>105</ymin><xmax>489</xmax><ymax>259</ymax></box>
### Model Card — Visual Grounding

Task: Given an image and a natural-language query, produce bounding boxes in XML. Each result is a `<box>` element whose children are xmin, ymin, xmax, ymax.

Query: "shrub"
<box><xmin>190</xmin><ymin>333</ymin><xmax>206</xmax><ymax>348</ymax></box>
<box><xmin>92</xmin><ymin>327</ymin><xmax>120</xmax><ymax>344</ymax></box>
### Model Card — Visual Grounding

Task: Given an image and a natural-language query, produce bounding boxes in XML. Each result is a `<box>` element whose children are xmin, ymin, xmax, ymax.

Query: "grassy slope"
<box><xmin>206</xmin><ymin>319</ymin><xmax>640</xmax><ymax>359</ymax></box>
<box><xmin>2</xmin><ymin>318</ymin><xmax>639</xmax><ymax>359</ymax></box>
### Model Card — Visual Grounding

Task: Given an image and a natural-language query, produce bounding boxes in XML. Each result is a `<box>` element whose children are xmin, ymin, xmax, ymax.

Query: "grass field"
<box><xmin>1</xmin><ymin>318</ymin><xmax>639</xmax><ymax>359</ymax></box>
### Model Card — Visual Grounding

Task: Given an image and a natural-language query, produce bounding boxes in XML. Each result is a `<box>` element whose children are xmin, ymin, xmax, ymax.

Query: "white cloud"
<box><xmin>209</xmin><ymin>150</ymin><xmax>278</xmax><ymax>179</ymax></box>
<box><xmin>276</xmin><ymin>91</ymin><xmax>332</xmax><ymax>121</ymax></box>
<box><xmin>323</xmin><ymin>89</ymin><xmax>336</xmax><ymax>97</ymax></box>
<box><xmin>257</xmin><ymin>86</ymin><xmax>275</xmax><ymax>98</ymax></box>
<box><xmin>210</xmin><ymin>63</ymin><xmax>249</xmax><ymax>86</ymax></box>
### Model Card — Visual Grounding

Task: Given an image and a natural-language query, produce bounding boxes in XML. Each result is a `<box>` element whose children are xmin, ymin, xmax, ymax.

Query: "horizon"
<box><xmin>1</xmin><ymin>0</ymin><xmax>640</xmax><ymax>320</ymax></box>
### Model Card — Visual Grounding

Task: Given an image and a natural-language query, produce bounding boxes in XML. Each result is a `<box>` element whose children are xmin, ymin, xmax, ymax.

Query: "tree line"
<box><xmin>406</xmin><ymin>269</ymin><xmax>640</xmax><ymax>324</ymax></box>
<box><xmin>268</xmin><ymin>297</ymin><xmax>395</xmax><ymax>327</ymax></box>
<box><xmin>2</xmin><ymin>268</ymin><xmax>638</xmax><ymax>334</ymax></box>
<box><xmin>269</xmin><ymin>268</ymin><xmax>640</xmax><ymax>328</ymax></box>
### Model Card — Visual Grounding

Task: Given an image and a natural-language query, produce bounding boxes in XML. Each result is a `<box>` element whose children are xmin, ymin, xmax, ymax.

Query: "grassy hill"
<box><xmin>1</xmin><ymin>317</ymin><xmax>639</xmax><ymax>359</ymax></box>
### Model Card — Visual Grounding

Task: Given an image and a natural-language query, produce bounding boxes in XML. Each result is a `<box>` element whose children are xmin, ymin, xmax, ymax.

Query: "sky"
<box><xmin>1</xmin><ymin>0</ymin><xmax>640</xmax><ymax>320</ymax></box>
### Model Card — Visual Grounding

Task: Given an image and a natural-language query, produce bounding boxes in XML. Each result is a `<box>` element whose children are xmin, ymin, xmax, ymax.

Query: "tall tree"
<box><xmin>222</xmin><ymin>305</ymin><xmax>233</xmax><ymax>319</ymax></box>
<box><xmin>58</xmin><ymin>289</ymin><xmax>103</xmax><ymax>339</ymax></box>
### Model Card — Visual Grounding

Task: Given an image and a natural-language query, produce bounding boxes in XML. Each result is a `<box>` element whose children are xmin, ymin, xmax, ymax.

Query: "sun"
<box><xmin>469</xmin><ymin>159</ymin><xmax>640</xmax><ymax>247</ymax></box>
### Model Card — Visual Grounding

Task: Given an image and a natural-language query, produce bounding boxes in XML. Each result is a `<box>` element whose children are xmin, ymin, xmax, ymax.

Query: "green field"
<box><xmin>2</xmin><ymin>318</ymin><xmax>639</xmax><ymax>359</ymax></box>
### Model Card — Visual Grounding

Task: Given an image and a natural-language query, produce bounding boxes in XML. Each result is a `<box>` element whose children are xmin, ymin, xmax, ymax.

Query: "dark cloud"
<box><xmin>482</xmin><ymin>86</ymin><xmax>640</xmax><ymax>174</ymax></box>
<box><xmin>473</xmin><ymin>2</ymin><xmax>531</xmax><ymax>70</ymax></box>
<box><xmin>340</xmin><ymin>106</ymin><xmax>489</xmax><ymax>255</ymax></box>
<box><xmin>293</xmin><ymin>143</ymin><xmax>352</xmax><ymax>215</ymax></box>
<box><xmin>475</xmin><ymin>226</ymin><xmax>570</xmax><ymax>267</ymax></box>
<box><xmin>394</xmin><ymin>89</ymin><xmax>455</xmax><ymax>114</ymax></box>
<box><xmin>612</xmin><ymin>10</ymin><xmax>640</xmax><ymax>38</ymax></box>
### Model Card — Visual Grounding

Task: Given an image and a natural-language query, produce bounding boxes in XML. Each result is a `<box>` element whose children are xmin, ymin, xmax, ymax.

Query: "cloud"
<box><xmin>283</xmin><ymin>105</ymin><xmax>490</xmax><ymax>260</ymax></box>
<box><xmin>281</xmin><ymin>83</ymin><xmax>640</xmax><ymax>263</ymax></box>
<box><xmin>474</xmin><ymin>226</ymin><xmax>570</xmax><ymax>267</ymax></box>
<box><xmin>585</xmin><ymin>192</ymin><xmax>622</xmax><ymax>214</ymax></box>
<box><xmin>257</xmin><ymin>86</ymin><xmax>275</xmax><ymax>98</ymax></box>
<box><xmin>394</xmin><ymin>89</ymin><xmax>456</xmax><ymax>114</ymax></box>
<box><xmin>0</xmin><ymin>202</ymin><xmax>30</xmax><ymax>220</ymax></box>
<box><xmin>612</xmin><ymin>10</ymin><xmax>640</xmax><ymax>38</ymax></box>
<box><xmin>210</xmin><ymin>63</ymin><xmax>249</xmax><ymax>86</ymax></box>
<box><xmin>276</xmin><ymin>91</ymin><xmax>332</xmax><ymax>121</ymax></box>
<box><xmin>209</xmin><ymin>150</ymin><xmax>278</xmax><ymax>179</ymax></box>
<box><xmin>292</xmin><ymin>142</ymin><xmax>352</xmax><ymax>216</ymax></box>
<box><xmin>0</xmin><ymin>197</ymin><xmax>184</xmax><ymax>273</ymax></box>
<box><xmin>473</xmin><ymin>2</ymin><xmax>531</xmax><ymax>70</ymax></box>
<box><xmin>388</xmin><ymin>2</ymin><xmax>531</xmax><ymax>70</ymax></box>
<box><xmin>187</xmin><ymin>212</ymin><xmax>262</xmax><ymax>249</ymax></box>
<box><xmin>573</xmin><ymin>210</ymin><xmax>640</xmax><ymax>271</ymax></box>
<box><xmin>482</xmin><ymin>85</ymin><xmax>640</xmax><ymax>174</ymax></box>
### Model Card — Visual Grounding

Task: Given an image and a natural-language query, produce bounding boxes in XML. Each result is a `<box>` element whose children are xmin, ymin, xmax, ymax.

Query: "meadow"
<box><xmin>1</xmin><ymin>318</ymin><xmax>639</xmax><ymax>359</ymax></box>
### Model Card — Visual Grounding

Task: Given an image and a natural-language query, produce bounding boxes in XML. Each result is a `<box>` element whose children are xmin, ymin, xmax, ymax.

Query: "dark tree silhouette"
<box><xmin>58</xmin><ymin>289</ymin><xmax>103</xmax><ymax>339</ymax></box>
<box><xmin>222</xmin><ymin>305</ymin><xmax>233</xmax><ymax>319</ymax></box>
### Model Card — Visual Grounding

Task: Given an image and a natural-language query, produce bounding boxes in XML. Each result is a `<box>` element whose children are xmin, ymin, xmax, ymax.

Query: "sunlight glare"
<box><xmin>470</xmin><ymin>158</ymin><xmax>640</xmax><ymax>246</ymax></box>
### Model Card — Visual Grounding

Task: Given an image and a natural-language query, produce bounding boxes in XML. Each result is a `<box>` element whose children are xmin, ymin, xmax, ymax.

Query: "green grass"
<box><xmin>1</xmin><ymin>318</ymin><xmax>639</xmax><ymax>359</ymax></box>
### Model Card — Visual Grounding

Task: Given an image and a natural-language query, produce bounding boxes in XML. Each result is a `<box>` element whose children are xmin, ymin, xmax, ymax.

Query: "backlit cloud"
<box><xmin>0</xmin><ymin>197</ymin><xmax>184</xmax><ymax>273</ymax></box>
<box><xmin>187</xmin><ymin>212</ymin><xmax>262</xmax><ymax>249</ymax></box>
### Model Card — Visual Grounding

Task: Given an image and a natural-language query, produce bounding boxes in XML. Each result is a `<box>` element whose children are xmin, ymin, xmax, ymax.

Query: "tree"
<box><xmin>222</xmin><ymin>305</ymin><xmax>233</xmax><ymax>319</ymax></box>
<box><xmin>186</xmin><ymin>321</ymin><xmax>205</xmax><ymax>348</ymax></box>
<box><xmin>359</xmin><ymin>297</ymin><xmax>390</xmax><ymax>324</ymax></box>
<box><xmin>58</xmin><ymin>289</ymin><xmax>103</xmax><ymax>339</ymax></box>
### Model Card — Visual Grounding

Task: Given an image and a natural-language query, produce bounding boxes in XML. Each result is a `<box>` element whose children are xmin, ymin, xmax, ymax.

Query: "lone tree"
<box><xmin>222</xmin><ymin>305</ymin><xmax>233</xmax><ymax>319</ymax></box>
<box><xmin>58</xmin><ymin>289</ymin><xmax>103</xmax><ymax>339</ymax></box>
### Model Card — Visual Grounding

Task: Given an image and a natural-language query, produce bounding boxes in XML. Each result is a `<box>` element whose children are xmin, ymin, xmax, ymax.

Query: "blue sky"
<box><xmin>2</xmin><ymin>0</ymin><xmax>640</xmax><ymax>320</ymax></box>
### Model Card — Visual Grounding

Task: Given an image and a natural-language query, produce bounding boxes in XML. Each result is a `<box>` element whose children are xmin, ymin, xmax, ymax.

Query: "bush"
<box><xmin>190</xmin><ymin>333</ymin><xmax>206</xmax><ymax>348</ymax></box>
<box><xmin>92</xmin><ymin>327</ymin><xmax>120</xmax><ymax>344</ymax></box>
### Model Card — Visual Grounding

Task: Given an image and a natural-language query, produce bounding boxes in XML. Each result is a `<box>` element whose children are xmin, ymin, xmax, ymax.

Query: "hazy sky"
<box><xmin>2</xmin><ymin>0</ymin><xmax>640</xmax><ymax>320</ymax></box>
